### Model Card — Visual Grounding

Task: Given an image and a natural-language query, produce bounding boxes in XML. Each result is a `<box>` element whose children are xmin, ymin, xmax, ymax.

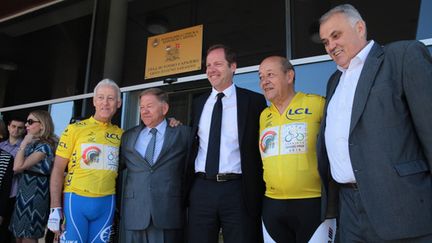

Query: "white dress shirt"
<box><xmin>135</xmin><ymin>119</ymin><xmax>167</xmax><ymax>163</ymax></box>
<box><xmin>325</xmin><ymin>40</ymin><xmax>374</xmax><ymax>183</ymax></box>
<box><xmin>195</xmin><ymin>84</ymin><xmax>242</xmax><ymax>174</ymax></box>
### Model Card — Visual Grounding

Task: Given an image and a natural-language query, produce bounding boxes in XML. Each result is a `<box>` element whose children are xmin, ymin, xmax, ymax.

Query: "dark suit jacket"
<box><xmin>119</xmin><ymin>122</ymin><xmax>190</xmax><ymax>230</ymax></box>
<box><xmin>187</xmin><ymin>86</ymin><xmax>267</xmax><ymax>217</ymax></box>
<box><xmin>317</xmin><ymin>41</ymin><xmax>432</xmax><ymax>240</ymax></box>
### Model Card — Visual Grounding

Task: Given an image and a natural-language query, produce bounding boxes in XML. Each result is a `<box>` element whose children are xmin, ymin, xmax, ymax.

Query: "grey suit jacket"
<box><xmin>317</xmin><ymin>41</ymin><xmax>432</xmax><ymax>240</ymax></box>
<box><xmin>119</xmin><ymin>122</ymin><xmax>191</xmax><ymax>230</ymax></box>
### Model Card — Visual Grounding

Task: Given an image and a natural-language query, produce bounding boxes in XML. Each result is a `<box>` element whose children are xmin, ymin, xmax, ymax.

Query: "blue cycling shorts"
<box><xmin>60</xmin><ymin>192</ymin><xmax>115</xmax><ymax>243</ymax></box>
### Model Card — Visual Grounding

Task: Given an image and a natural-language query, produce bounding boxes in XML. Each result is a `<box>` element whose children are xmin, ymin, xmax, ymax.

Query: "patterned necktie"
<box><xmin>205</xmin><ymin>92</ymin><xmax>224</xmax><ymax>176</ymax></box>
<box><xmin>145</xmin><ymin>128</ymin><xmax>157</xmax><ymax>165</ymax></box>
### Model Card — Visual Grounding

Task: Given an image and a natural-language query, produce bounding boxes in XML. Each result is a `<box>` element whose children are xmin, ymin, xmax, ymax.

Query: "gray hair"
<box><xmin>320</xmin><ymin>4</ymin><xmax>365</xmax><ymax>28</ymax></box>
<box><xmin>139</xmin><ymin>88</ymin><xmax>169</xmax><ymax>104</ymax></box>
<box><xmin>94</xmin><ymin>79</ymin><xmax>121</xmax><ymax>100</ymax></box>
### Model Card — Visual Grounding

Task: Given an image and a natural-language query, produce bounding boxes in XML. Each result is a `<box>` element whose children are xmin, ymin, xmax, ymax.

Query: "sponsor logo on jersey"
<box><xmin>260</xmin><ymin>130</ymin><xmax>277</xmax><ymax>153</ymax></box>
<box><xmin>59</xmin><ymin>141</ymin><xmax>67</xmax><ymax>149</ymax></box>
<box><xmin>100</xmin><ymin>225</ymin><xmax>112</xmax><ymax>242</ymax></box>
<box><xmin>105</xmin><ymin>132</ymin><xmax>121</xmax><ymax>143</ymax></box>
<box><xmin>82</xmin><ymin>146</ymin><xmax>101</xmax><ymax>165</ymax></box>
<box><xmin>286</xmin><ymin>107</ymin><xmax>312</xmax><ymax>120</ymax></box>
<box><xmin>266</xmin><ymin>113</ymin><xmax>273</xmax><ymax>120</ymax></box>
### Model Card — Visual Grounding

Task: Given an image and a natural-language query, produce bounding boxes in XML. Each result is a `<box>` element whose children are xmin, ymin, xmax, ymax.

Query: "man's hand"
<box><xmin>47</xmin><ymin>207</ymin><xmax>63</xmax><ymax>233</ymax></box>
<box><xmin>168</xmin><ymin>117</ymin><xmax>182</xmax><ymax>127</ymax></box>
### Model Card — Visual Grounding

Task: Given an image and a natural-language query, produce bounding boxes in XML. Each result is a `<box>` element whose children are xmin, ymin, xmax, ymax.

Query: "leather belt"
<box><xmin>338</xmin><ymin>182</ymin><xmax>358</xmax><ymax>190</ymax></box>
<box><xmin>196</xmin><ymin>172</ymin><xmax>242</xmax><ymax>182</ymax></box>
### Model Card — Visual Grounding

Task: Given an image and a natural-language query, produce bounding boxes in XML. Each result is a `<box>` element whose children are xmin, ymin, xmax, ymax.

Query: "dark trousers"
<box><xmin>124</xmin><ymin>220</ymin><xmax>184</xmax><ymax>243</ymax></box>
<box><xmin>187</xmin><ymin>178</ymin><xmax>263</xmax><ymax>243</ymax></box>
<box><xmin>262</xmin><ymin>196</ymin><xmax>321</xmax><ymax>243</ymax></box>
<box><xmin>0</xmin><ymin>197</ymin><xmax>15</xmax><ymax>243</ymax></box>
<box><xmin>339</xmin><ymin>187</ymin><xmax>432</xmax><ymax>242</ymax></box>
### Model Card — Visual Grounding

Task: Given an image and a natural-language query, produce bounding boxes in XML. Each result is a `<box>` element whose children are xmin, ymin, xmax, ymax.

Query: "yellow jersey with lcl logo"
<box><xmin>259</xmin><ymin>92</ymin><xmax>325</xmax><ymax>199</ymax></box>
<box><xmin>56</xmin><ymin>117</ymin><xmax>123</xmax><ymax>197</ymax></box>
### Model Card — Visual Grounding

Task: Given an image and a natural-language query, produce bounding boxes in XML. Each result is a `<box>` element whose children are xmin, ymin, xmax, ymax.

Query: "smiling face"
<box><xmin>93</xmin><ymin>85</ymin><xmax>121</xmax><ymax>123</ymax></box>
<box><xmin>319</xmin><ymin>12</ymin><xmax>367</xmax><ymax>69</ymax></box>
<box><xmin>140</xmin><ymin>94</ymin><xmax>169</xmax><ymax>128</ymax></box>
<box><xmin>206</xmin><ymin>48</ymin><xmax>236</xmax><ymax>92</ymax></box>
<box><xmin>25</xmin><ymin>114</ymin><xmax>43</xmax><ymax>136</ymax></box>
<box><xmin>259</xmin><ymin>57</ymin><xmax>294</xmax><ymax>103</ymax></box>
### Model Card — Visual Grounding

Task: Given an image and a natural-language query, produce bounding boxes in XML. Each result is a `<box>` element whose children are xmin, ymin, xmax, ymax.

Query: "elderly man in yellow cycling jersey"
<box><xmin>258</xmin><ymin>56</ymin><xmax>325</xmax><ymax>242</ymax></box>
<box><xmin>48</xmin><ymin>79</ymin><xmax>123</xmax><ymax>243</ymax></box>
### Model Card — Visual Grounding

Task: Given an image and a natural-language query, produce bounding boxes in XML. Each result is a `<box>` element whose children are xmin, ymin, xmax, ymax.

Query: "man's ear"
<box><xmin>162</xmin><ymin>102</ymin><xmax>169</xmax><ymax>116</ymax></box>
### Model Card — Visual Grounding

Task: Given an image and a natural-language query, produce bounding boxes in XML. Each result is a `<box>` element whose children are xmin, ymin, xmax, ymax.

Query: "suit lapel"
<box><xmin>154</xmin><ymin>123</ymin><xmax>175</xmax><ymax>167</ymax></box>
<box><xmin>326</xmin><ymin>72</ymin><xmax>342</xmax><ymax>103</ymax></box>
<box><xmin>236</xmin><ymin>87</ymin><xmax>248</xmax><ymax>147</ymax></box>
<box><xmin>349</xmin><ymin>43</ymin><xmax>384</xmax><ymax>135</ymax></box>
<box><xmin>193</xmin><ymin>92</ymin><xmax>210</xmax><ymax>135</ymax></box>
<box><xmin>130</xmin><ymin>124</ymin><xmax>146</xmax><ymax>160</ymax></box>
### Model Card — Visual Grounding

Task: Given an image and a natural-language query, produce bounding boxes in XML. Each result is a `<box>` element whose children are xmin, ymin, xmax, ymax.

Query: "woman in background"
<box><xmin>9</xmin><ymin>110</ymin><xmax>57</xmax><ymax>243</ymax></box>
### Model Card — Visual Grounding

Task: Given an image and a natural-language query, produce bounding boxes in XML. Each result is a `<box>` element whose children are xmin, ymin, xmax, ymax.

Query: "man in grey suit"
<box><xmin>317</xmin><ymin>4</ymin><xmax>432</xmax><ymax>242</ymax></box>
<box><xmin>119</xmin><ymin>88</ymin><xmax>190</xmax><ymax>243</ymax></box>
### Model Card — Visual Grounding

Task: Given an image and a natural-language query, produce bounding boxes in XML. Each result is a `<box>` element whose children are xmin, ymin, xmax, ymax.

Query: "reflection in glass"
<box><xmin>416</xmin><ymin>0</ymin><xmax>432</xmax><ymax>39</ymax></box>
<box><xmin>50</xmin><ymin>101</ymin><xmax>73</xmax><ymax>136</ymax></box>
<box><xmin>233</xmin><ymin>61</ymin><xmax>336</xmax><ymax>99</ymax></box>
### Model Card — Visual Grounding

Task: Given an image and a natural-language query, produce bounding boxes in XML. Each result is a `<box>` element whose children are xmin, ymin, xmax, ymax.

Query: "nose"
<box><xmin>260</xmin><ymin>77</ymin><xmax>269</xmax><ymax>86</ymax></box>
<box><xmin>327</xmin><ymin>40</ymin><xmax>336</xmax><ymax>53</ymax></box>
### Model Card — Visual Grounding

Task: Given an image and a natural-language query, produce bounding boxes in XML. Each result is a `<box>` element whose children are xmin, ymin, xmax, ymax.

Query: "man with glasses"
<box><xmin>0</xmin><ymin>117</ymin><xmax>25</xmax><ymax>243</ymax></box>
<box><xmin>48</xmin><ymin>79</ymin><xmax>123</xmax><ymax>243</ymax></box>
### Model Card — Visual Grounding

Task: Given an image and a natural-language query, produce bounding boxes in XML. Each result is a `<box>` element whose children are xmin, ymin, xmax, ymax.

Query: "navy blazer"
<box><xmin>187</xmin><ymin>86</ymin><xmax>267</xmax><ymax>217</ymax></box>
<box><xmin>317</xmin><ymin>41</ymin><xmax>432</xmax><ymax>240</ymax></box>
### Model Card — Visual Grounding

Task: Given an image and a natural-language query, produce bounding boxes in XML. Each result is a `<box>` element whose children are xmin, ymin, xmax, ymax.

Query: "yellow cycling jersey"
<box><xmin>259</xmin><ymin>92</ymin><xmax>325</xmax><ymax>199</ymax></box>
<box><xmin>56</xmin><ymin>117</ymin><xmax>123</xmax><ymax>197</ymax></box>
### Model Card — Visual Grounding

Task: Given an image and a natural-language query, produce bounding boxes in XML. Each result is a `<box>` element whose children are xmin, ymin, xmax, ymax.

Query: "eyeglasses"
<box><xmin>26</xmin><ymin>119</ymin><xmax>41</xmax><ymax>125</ymax></box>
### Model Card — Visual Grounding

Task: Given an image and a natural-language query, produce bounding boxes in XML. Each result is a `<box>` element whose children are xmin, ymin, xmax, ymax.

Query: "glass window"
<box><xmin>291</xmin><ymin>0</ymin><xmax>422</xmax><ymax>58</ymax></box>
<box><xmin>0</xmin><ymin>1</ymin><xmax>94</xmax><ymax>106</ymax></box>
<box><xmin>416</xmin><ymin>0</ymin><xmax>432</xmax><ymax>39</ymax></box>
<box><xmin>294</xmin><ymin>61</ymin><xmax>335</xmax><ymax>96</ymax></box>
<box><xmin>234</xmin><ymin>72</ymin><xmax>262</xmax><ymax>95</ymax></box>
<box><xmin>122</xmin><ymin>0</ymin><xmax>286</xmax><ymax>87</ymax></box>
<box><xmin>50</xmin><ymin>101</ymin><xmax>74</xmax><ymax>136</ymax></box>
<box><xmin>234</xmin><ymin>60</ymin><xmax>335</xmax><ymax>99</ymax></box>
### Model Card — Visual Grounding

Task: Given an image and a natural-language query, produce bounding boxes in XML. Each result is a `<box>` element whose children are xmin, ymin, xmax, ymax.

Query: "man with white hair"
<box><xmin>48</xmin><ymin>79</ymin><xmax>123</xmax><ymax>243</ymax></box>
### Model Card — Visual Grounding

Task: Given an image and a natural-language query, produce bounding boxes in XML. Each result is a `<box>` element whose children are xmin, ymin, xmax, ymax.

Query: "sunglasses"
<box><xmin>26</xmin><ymin>119</ymin><xmax>41</xmax><ymax>125</ymax></box>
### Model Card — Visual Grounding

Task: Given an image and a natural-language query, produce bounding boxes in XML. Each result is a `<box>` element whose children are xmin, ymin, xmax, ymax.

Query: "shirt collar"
<box><xmin>145</xmin><ymin>119</ymin><xmax>167</xmax><ymax>136</ymax></box>
<box><xmin>211</xmin><ymin>83</ymin><xmax>235</xmax><ymax>99</ymax></box>
<box><xmin>337</xmin><ymin>40</ymin><xmax>375</xmax><ymax>72</ymax></box>
<box><xmin>90</xmin><ymin>116</ymin><xmax>111</xmax><ymax>126</ymax></box>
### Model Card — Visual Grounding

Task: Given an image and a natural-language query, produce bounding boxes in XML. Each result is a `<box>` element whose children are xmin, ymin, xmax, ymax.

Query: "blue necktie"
<box><xmin>145</xmin><ymin>128</ymin><xmax>157</xmax><ymax>165</ymax></box>
<box><xmin>205</xmin><ymin>92</ymin><xmax>224</xmax><ymax>176</ymax></box>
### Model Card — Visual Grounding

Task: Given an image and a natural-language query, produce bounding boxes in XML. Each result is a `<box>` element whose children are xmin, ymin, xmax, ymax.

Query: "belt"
<box><xmin>338</xmin><ymin>182</ymin><xmax>358</xmax><ymax>190</ymax></box>
<box><xmin>195</xmin><ymin>172</ymin><xmax>242</xmax><ymax>182</ymax></box>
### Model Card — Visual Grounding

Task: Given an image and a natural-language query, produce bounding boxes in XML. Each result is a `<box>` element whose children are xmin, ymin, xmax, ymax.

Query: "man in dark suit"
<box><xmin>120</xmin><ymin>88</ymin><xmax>190</xmax><ymax>243</ymax></box>
<box><xmin>317</xmin><ymin>4</ymin><xmax>432</xmax><ymax>242</ymax></box>
<box><xmin>187</xmin><ymin>44</ymin><xmax>267</xmax><ymax>243</ymax></box>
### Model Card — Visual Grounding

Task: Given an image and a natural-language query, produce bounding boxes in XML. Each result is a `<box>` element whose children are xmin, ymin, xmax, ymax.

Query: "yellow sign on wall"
<box><xmin>145</xmin><ymin>25</ymin><xmax>203</xmax><ymax>79</ymax></box>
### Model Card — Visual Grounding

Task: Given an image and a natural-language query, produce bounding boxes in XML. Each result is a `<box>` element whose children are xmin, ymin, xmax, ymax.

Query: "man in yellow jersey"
<box><xmin>258</xmin><ymin>56</ymin><xmax>325</xmax><ymax>242</ymax></box>
<box><xmin>48</xmin><ymin>79</ymin><xmax>123</xmax><ymax>243</ymax></box>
